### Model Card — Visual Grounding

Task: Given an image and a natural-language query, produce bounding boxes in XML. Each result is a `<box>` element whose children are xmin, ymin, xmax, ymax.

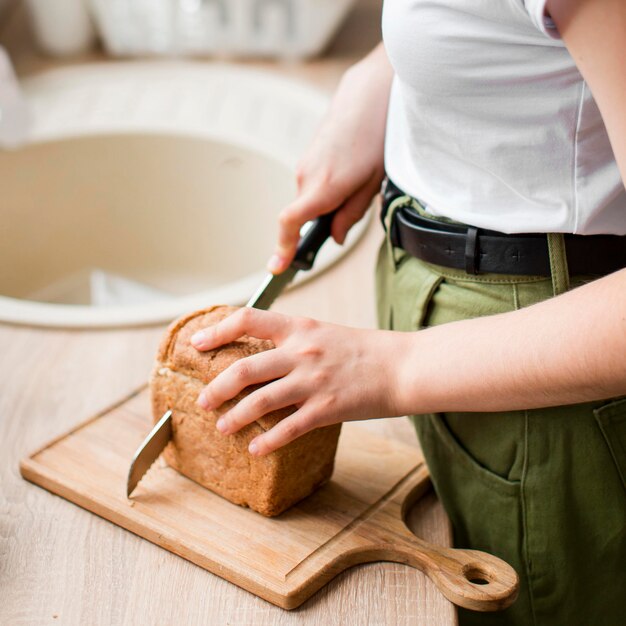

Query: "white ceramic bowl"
<box><xmin>0</xmin><ymin>62</ymin><xmax>371</xmax><ymax>327</ymax></box>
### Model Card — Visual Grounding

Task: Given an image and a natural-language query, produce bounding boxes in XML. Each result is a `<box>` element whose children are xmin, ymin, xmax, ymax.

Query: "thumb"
<box><xmin>268</xmin><ymin>188</ymin><xmax>346</xmax><ymax>273</ymax></box>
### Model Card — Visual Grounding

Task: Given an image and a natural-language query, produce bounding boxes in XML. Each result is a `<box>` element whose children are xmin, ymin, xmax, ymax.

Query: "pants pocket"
<box><xmin>412</xmin><ymin>412</ymin><xmax>523</xmax><ymax>553</ymax></box>
<box><xmin>413</xmin><ymin>413</ymin><xmax>529</xmax><ymax>626</ymax></box>
<box><xmin>594</xmin><ymin>397</ymin><xmax>626</xmax><ymax>491</ymax></box>
<box><xmin>412</xmin><ymin>413</ymin><xmax>521</xmax><ymax>514</ymax></box>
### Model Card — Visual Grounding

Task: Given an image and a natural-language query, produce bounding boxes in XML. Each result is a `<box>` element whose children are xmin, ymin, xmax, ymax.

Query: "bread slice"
<box><xmin>150</xmin><ymin>305</ymin><xmax>342</xmax><ymax>517</ymax></box>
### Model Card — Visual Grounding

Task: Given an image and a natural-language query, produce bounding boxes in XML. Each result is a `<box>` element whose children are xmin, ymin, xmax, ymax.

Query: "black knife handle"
<box><xmin>291</xmin><ymin>210</ymin><xmax>338</xmax><ymax>271</ymax></box>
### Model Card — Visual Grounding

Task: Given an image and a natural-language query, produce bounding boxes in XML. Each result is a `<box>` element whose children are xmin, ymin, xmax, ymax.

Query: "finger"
<box><xmin>269</xmin><ymin>190</ymin><xmax>346</xmax><ymax>273</ymax></box>
<box><xmin>331</xmin><ymin>177</ymin><xmax>381</xmax><ymax>245</ymax></box>
<box><xmin>214</xmin><ymin>377</ymin><xmax>306</xmax><ymax>435</ymax></box>
<box><xmin>248</xmin><ymin>405</ymin><xmax>327</xmax><ymax>456</ymax></box>
<box><xmin>191</xmin><ymin>307</ymin><xmax>291</xmax><ymax>351</ymax></box>
<box><xmin>197</xmin><ymin>349</ymin><xmax>293</xmax><ymax>411</ymax></box>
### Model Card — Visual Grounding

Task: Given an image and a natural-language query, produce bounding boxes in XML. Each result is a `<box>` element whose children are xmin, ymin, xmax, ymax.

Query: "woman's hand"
<box><xmin>267</xmin><ymin>43</ymin><xmax>394</xmax><ymax>274</ymax></box>
<box><xmin>191</xmin><ymin>308</ymin><xmax>406</xmax><ymax>455</ymax></box>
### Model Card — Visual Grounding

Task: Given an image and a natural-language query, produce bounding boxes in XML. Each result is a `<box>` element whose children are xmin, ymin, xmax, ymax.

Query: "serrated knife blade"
<box><xmin>126</xmin><ymin>410</ymin><xmax>172</xmax><ymax>497</ymax></box>
<box><xmin>245</xmin><ymin>266</ymin><xmax>298</xmax><ymax>310</ymax></box>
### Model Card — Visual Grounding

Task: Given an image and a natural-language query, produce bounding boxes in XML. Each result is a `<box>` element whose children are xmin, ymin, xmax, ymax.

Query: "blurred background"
<box><xmin>0</xmin><ymin>0</ymin><xmax>382</xmax><ymax>70</ymax></box>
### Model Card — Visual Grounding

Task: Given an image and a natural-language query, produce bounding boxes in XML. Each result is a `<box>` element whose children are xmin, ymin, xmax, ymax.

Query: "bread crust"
<box><xmin>150</xmin><ymin>305</ymin><xmax>341</xmax><ymax>516</ymax></box>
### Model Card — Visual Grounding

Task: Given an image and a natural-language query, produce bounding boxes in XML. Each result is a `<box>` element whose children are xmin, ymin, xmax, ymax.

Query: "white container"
<box><xmin>88</xmin><ymin>0</ymin><xmax>355</xmax><ymax>59</ymax></box>
<box><xmin>25</xmin><ymin>0</ymin><xmax>96</xmax><ymax>57</ymax></box>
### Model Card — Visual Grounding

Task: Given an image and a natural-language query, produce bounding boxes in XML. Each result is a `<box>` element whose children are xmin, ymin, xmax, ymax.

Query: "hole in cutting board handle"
<box><xmin>463</xmin><ymin>565</ymin><xmax>493</xmax><ymax>586</ymax></box>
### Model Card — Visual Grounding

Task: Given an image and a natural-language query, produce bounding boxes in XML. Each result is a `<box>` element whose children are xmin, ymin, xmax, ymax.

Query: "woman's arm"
<box><xmin>267</xmin><ymin>43</ymin><xmax>394</xmax><ymax>273</ymax></box>
<box><xmin>397</xmin><ymin>267</ymin><xmax>626</xmax><ymax>415</ymax></box>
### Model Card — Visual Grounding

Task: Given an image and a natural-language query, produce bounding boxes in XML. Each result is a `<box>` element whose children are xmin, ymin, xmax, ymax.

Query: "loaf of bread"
<box><xmin>150</xmin><ymin>305</ymin><xmax>342</xmax><ymax>517</ymax></box>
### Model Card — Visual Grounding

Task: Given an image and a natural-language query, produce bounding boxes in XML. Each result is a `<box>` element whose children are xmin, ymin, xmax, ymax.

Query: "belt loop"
<box><xmin>546</xmin><ymin>233</ymin><xmax>570</xmax><ymax>296</ymax></box>
<box><xmin>465</xmin><ymin>226</ymin><xmax>479</xmax><ymax>275</ymax></box>
<box><xmin>384</xmin><ymin>195</ymin><xmax>412</xmax><ymax>271</ymax></box>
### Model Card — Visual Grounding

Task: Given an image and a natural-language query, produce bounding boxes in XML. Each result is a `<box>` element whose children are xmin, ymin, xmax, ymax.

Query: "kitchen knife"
<box><xmin>126</xmin><ymin>211</ymin><xmax>337</xmax><ymax>497</ymax></box>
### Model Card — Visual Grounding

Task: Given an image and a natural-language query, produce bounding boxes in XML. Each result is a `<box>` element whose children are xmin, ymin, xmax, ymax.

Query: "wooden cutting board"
<box><xmin>20</xmin><ymin>386</ymin><xmax>518</xmax><ymax>612</ymax></box>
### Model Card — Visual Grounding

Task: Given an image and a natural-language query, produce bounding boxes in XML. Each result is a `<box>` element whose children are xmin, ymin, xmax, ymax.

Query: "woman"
<box><xmin>191</xmin><ymin>1</ymin><xmax>626</xmax><ymax>624</ymax></box>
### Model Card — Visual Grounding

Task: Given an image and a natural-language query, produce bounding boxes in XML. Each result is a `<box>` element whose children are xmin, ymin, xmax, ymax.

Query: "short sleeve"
<box><xmin>523</xmin><ymin>0</ymin><xmax>561</xmax><ymax>39</ymax></box>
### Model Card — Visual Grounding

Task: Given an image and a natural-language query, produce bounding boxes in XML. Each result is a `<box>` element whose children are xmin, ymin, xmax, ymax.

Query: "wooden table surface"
<box><xmin>0</xmin><ymin>2</ymin><xmax>456</xmax><ymax>624</ymax></box>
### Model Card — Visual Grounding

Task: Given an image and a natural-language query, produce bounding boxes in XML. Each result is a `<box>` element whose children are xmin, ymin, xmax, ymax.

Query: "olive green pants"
<box><xmin>375</xmin><ymin>197</ymin><xmax>626</xmax><ymax>626</ymax></box>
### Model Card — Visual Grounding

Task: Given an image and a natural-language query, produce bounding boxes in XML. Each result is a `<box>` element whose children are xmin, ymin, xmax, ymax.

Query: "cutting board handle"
<box><xmin>356</xmin><ymin>475</ymin><xmax>520</xmax><ymax>612</ymax></box>
<box><xmin>381</xmin><ymin>525</ymin><xmax>519</xmax><ymax>612</ymax></box>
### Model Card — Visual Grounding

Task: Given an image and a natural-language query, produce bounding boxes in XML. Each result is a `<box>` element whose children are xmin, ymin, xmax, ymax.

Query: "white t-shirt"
<box><xmin>382</xmin><ymin>0</ymin><xmax>626</xmax><ymax>235</ymax></box>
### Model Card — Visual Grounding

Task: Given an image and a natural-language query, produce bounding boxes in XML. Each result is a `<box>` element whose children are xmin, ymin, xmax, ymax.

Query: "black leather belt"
<box><xmin>381</xmin><ymin>178</ymin><xmax>626</xmax><ymax>277</ymax></box>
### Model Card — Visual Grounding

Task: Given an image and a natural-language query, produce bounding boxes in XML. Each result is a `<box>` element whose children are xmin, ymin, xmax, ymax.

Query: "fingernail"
<box><xmin>248</xmin><ymin>440</ymin><xmax>259</xmax><ymax>455</ymax></box>
<box><xmin>191</xmin><ymin>331</ymin><xmax>206</xmax><ymax>347</ymax></box>
<box><xmin>216</xmin><ymin>418</ymin><xmax>227</xmax><ymax>433</ymax></box>
<box><xmin>197</xmin><ymin>393</ymin><xmax>210</xmax><ymax>410</ymax></box>
<box><xmin>267</xmin><ymin>254</ymin><xmax>284</xmax><ymax>274</ymax></box>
